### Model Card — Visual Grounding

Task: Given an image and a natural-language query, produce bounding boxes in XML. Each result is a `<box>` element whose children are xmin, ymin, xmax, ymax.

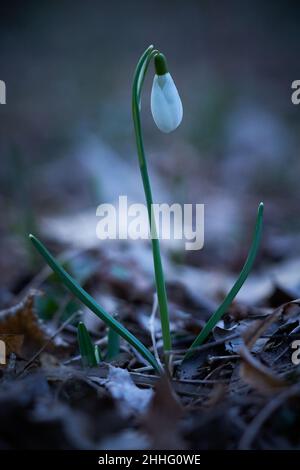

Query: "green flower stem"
<box><xmin>132</xmin><ymin>45</ymin><xmax>172</xmax><ymax>356</ymax></box>
<box><xmin>185</xmin><ymin>202</ymin><xmax>264</xmax><ymax>359</ymax></box>
<box><xmin>29</xmin><ymin>234</ymin><xmax>161</xmax><ymax>372</ymax></box>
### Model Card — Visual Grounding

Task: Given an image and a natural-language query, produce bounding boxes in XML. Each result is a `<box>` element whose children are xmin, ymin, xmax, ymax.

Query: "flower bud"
<box><xmin>151</xmin><ymin>53</ymin><xmax>183</xmax><ymax>133</ymax></box>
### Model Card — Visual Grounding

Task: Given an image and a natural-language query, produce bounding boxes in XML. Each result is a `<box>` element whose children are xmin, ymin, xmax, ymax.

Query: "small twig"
<box><xmin>173</xmin><ymin>377</ymin><xmax>231</xmax><ymax>385</ymax></box>
<box><xmin>63</xmin><ymin>354</ymin><xmax>81</xmax><ymax>365</ymax></box>
<box><xmin>172</xmin><ymin>359</ymin><xmax>185</xmax><ymax>366</ymax></box>
<box><xmin>0</xmin><ymin>290</ymin><xmax>38</xmax><ymax>317</ymax></box>
<box><xmin>271</xmin><ymin>345</ymin><xmax>291</xmax><ymax>365</ymax></box>
<box><xmin>204</xmin><ymin>362</ymin><xmax>232</xmax><ymax>380</ymax></box>
<box><xmin>51</xmin><ymin>293</ymin><xmax>72</xmax><ymax>328</ymax></box>
<box><xmin>207</xmin><ymin>354</ymin><xmax>239</xmax><ymax>364</ymax></box>
<box><xmin>170</xmin><ymin>333</ymin><xmax>241</xmax><ymax>355</ymax></box>
<box><xmin>132</xmin><ymin>365</ymin><xmax>154</xmax><ymax>373</ymax></box>
<box><xmin>238</xmin><ymin>383</ymin><xmax>300</xmax><ymax>449</ymax></box>
<box><xmin>19</xmin><ymin>310</ymin><xmax>79</xmax><ymax>375</ymax></box>
<box><xmin>15</xmin><ymin>247</ymin><xmax>82</xmax><ymax>302</ymax></box>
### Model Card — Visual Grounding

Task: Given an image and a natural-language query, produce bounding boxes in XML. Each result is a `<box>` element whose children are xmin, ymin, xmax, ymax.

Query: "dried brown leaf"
<box><xmin>239</xmin><ymin>343</ymin><xmax>287</xmax><ymax>395</ymax></box>
<box><xmin>243</xmin><ymin>298</ymin><xmax>300</xmax><ymax>350</ymax></box>
<box><xmin>0</xmin><ymin>334</ymin><xmax>24</xmax><ymax>356</ymax></box>
<box><xmin>0</xmin><ymin>291</ymin><xmax>66</xmax><ymax>357</ymax></box>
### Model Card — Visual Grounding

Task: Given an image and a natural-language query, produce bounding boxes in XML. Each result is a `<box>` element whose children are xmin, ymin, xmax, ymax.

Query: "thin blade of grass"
<box><xmin>77</xmin><ymin>321</ymin><xmax>97</xmax><ymax>367</ymax></box>
<box><xmin>29</xmin><ymin>234</ymin><xmax>160</xmax><ymax>372</ymax></box>
<box><xmin>185</xmin><ymin>202</ymin><xmax>264</xmax><ymax>359</ymax></box>
<box><xmin>94</xmin><ymin>344</ymin><xmax>102</xmax><ymax>365</ymax></box>
<box><xmin>106</xmin><ymin>326</ymin><xmax>120</xmax><ymax>360</ymax></box>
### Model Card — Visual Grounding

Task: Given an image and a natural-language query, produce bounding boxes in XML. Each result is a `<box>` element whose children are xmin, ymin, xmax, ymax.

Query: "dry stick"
<box><xmin>0</xmin><ymin>290</ymin><xmax>36</xmax><ymax>316</ymax></box>
<box><xmin>87</xmin><ymin>372</ymin><xmax>202</xmax><ymax>398</ymax></box>
<box><xmin>271</xmin><ymin>345</ymin><xmax>291</xmax><ymax>365</ymax></box>
<box><xmin>173</xmin><ymin>377</ymin><xmax>231</xmax><ymax>385</ymax></box>
<box><xmin>170</xmin><ymin>333</ymin><xmax>241</xmax><ymax>356</ymax></box>
<box><xmin>173</xmin><ymin>331</ymin><xmax>298</xmax><ymax>359</ymax></box>
<box><xmin>51</xmin><ymin>293</ymin><xmax>72</xmax><ymax>328</ymax></box>
<box><xmin>132</xmin><ymin>365</ymin><xmax>154</xmax><ymax>373</ymax></box>
<box><xmin>15</xmin><ymin>247</ymin><xmax>86</xmax><ymax>303</ymax></box>
<box><xmin>204</xmin><ymin>362</ymin><xmax>232</xmax><ymax>381</ymax></box>
<box><xmin>45</xmin><ymin>364</ymin><xmax>221</xmax><ymax>397</ymax></box>
<box><xmin>238</xmin><ymin>383</ymin><xmax>300</xmax><ymax>449</ymax></box>
<box><xmin>19</xmin><ymin>310</ymin><xmax>79</xmax><ymax>375</ymax></box>
<box><xmin>207</xmin><ymin>354</ymin><xmax>240</xmax><ymax>364</ymax></box>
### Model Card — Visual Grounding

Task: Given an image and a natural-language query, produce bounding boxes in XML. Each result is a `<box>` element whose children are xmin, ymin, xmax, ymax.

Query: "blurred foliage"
<box><xmin>1</xmin><ymin>0</ymin><xmax>300</xmax><ymax>288</ymax></box>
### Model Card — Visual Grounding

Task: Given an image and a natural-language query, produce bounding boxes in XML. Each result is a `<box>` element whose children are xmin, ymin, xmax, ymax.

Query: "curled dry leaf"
<box><xmin>0</xmin><ymin>290</ymin><xmax>67</xmax><ymax>357</ymax></box>
<box><xmin>243</xmin><ymin>298</ymin><xmax>300</xmax><ymax>350</ymax></box>
<box><xmin>238</xmin><ymin>299</ymin><xmax>300</xmax><ymax>394</ymax></box>
<box><xmin>239</xmin><ymin>343</ymin><xmax>287</xmax><ymax>395</ymax></box>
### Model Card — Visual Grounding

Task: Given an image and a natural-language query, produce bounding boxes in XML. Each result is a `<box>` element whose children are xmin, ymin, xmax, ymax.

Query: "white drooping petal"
<box><xmin>151</xmin><ymin>73</ymin><xmax>183</xmax><ymax>133</ymax></box>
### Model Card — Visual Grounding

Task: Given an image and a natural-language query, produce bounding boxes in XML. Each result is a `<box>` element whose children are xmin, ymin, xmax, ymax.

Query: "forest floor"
<box><xmin>1</xmin><ymin>233</ymin><xmax>300</xmax><ymax>450</ymax></box>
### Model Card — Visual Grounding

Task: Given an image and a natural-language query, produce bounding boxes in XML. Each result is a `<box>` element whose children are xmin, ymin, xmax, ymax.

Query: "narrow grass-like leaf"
<box><xmin>29</xmin><ymin>234</ymin><xmax>160</xmax><ymax>372</ymax></box>
<box><xmin>106</xmin><ymin>326</ymin><xmax>120</xmax><ymax>360</ymax></box>
<box><xmin>77</xmin><ymin>321</ymin><xmax>97</xmax><ymax>367</ymax></box>
<box><xmin>94</xmin><ymin>344</ymin><xmax>102</xmax><ymax>365</ymax></box>
<box><xmin>185</xmin><ymin>202</ymin><xmax>264</xmax><ymax>359</ymax></box>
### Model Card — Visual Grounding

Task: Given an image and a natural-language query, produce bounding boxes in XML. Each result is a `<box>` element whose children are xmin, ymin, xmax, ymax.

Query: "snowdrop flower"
<box><xmin>151</xmin><ymin>53</ymin><xmax>183</xmax><ymax>133</ymax></box>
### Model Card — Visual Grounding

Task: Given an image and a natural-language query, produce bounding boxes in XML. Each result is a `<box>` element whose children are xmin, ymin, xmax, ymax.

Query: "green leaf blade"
<box><xmin>185</xmin><ymin>202</ymin><xmax>264</xmax><ymax>359</ymax></box>
<box><xmin>106</xmin><ymin>326</ymin><xmax>120</xmax><ymax>360</ymax></box>
<box><xmin>29</xmin><ymin>234</ymin><xmax>160</xmax><ymax>372</ymax></box>
<box><xmin>94</xmin><ymin>344</ymin><xmax>102</xmax><ymax>365</ymax></box>
<box><xmin>77</xmin><ymin>321</ymin><xmax>97</xmax><ymax>367</ymax></box>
